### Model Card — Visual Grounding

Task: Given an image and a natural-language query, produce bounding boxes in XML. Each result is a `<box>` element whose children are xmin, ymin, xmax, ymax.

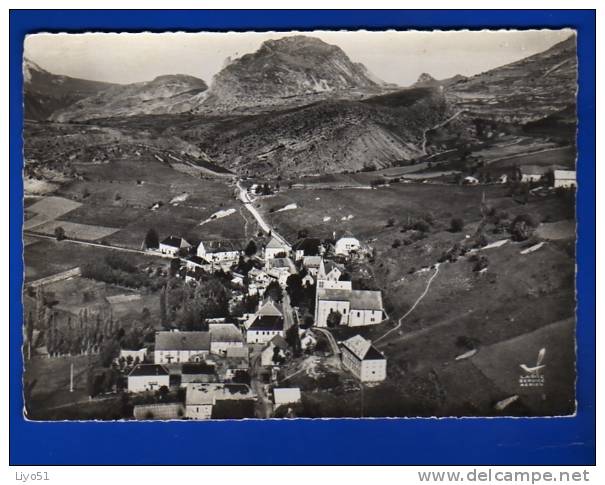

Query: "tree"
<box><xmin>265</xmin><ymin>281</ymin><xmax>283</xmax><ymax>303</ymax></box>
<box><xmin>144</xmin><ymin>228</ymin><xmax>159</xmax><ymax>249</ymax></box>
<box><xmin>449</xmin><ymin>217</ymin><xmax>465</xmax><ymax>233</ymax></box>
<box><xmin>244</xmin><ymin>240</ymin><xmax>257</xmax><ymax>257</ymax></box>
<box><xmin>286</xmin><ymin>274</ymin><xmax>304</xmax><ymax>306</ymax></box>
<box><xmin>509</xmin><ymin>214</ymin><xmax>537</xmax><ymax>241</ymax></box>
<box><xmin>54</xmin><ymin>226</ymin><xmax>66</xmax><ymax>241</ymax></box>
<box><xmin>326</xmin><ymin>310</ymin><xmax>342</xmax><ymax>328</ymax></box>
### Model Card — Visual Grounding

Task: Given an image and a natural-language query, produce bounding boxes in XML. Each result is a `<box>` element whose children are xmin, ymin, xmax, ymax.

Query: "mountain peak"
<box><xmin>205</xmin><ymin>35</ymin><xmax>386</xmax><ymax>110</ymax></box>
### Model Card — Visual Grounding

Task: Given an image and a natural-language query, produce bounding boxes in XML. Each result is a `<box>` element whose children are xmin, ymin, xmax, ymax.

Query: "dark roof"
<box><xmin>292</xmin><ymin>238</ymin><xmax>321</xmax><ymax>255</ymax></box>
<box><xmin>182</xmin><ymin>362</ymin><xmax>216</xmax><ymax>375</ymax></box>
<box><xmin>186</xmin><ymin>255</ymin><xmax>208</xmax><ymax>266</ymax></box>
<box><xmin>161</xmin><ymin>235</ymin><xmax>188</xmax><ymax>248</ymax></box>
<box><xmin>128</xmin><ymin>364</ymin><xmax>169</xmax><ymax>377</ymax></box>
<box><xmin>211</xmin><ymin>399</ymin><xmax>255</xmax><ymax>419</ymax></box>
<box><xmin>155</xmin><ymin>331</ymin><xmax>210</xmax><ymax>351</ymax></box>
<box><xmin>202</xmin><ymin>240</ymin><xmax>244</xmax><ymax>253</ymax></box>
<box><xmin>363</xmin><ymin>346</ymin><xmax>386</xmax><ymax>360</ymax></box>
<box><xmin>265</xmin><ymin>334</ymin><xmax>289</xmax><ymax>351</ymax></box>
<box><xmin>248</xmin><ymin>315</ymin><xmax>284</xmax><ymax>331</ymax></box>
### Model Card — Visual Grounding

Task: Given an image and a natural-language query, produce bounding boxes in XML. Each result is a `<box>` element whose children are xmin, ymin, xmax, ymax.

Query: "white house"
<box><xmin>197</xmin><ymin>240</ymin><xmax>243</xmax><ymax>263</ymax></box>
<box><xmin>273</xmin><ymin>387</ymin><xmax>302</xmax><ymax>406</ymax></box>
<box><xmin>127</xmin><ymin>364</ymin><xmax>170</xmax><ymax>393</ymax></box>
<box><xmin>246</xmin><ymin>300</ymin><xmax>285</xmax><ymax>344</ymax></box>
<box><xmin>301</xmin><ymin>273</ymin><xmax>315</xmax><ymax>287</ymax></box>
<box><xmin>318</xmin><ymin>260</ymin><xmax>343</xmax><ymax>282</ymax></box>
<box><xmin>315</xmin><ymin>281</ymin><xmax>385</xmax><ymax>328</ymax></box>
<box><xmin>260</xmin><ymin>334</ymin><xmax>289</xmax><ymax>367</ymax></box>
<box><xmin>159</xmin><ymin>236</ymin><xmax>191</xmax><ymax>257</ymax></box>
<box><xmin>335</xmin><ymin>237</ymin><xmax>361</xmax><ymax>256</ymax></box>
<box><xmin>264</xmin><ymin>236</ymin><xmax>292</xmax><ymax>260</ymax></box>
<box><xmin>553</xmin><ymin>170</ymin><xmax>576</xmax><ymax>188</ymax></box>
<box><xmin>340</xmin><ymin>335</ymin><xmax>387</xmax><ymax>383</ymax></box>
<box><xmin>209</xmin><ymin>323</ymin><xmax>244</xmax><ymax>355</ymax></box>
<box><xmin>154</xmin><ymin>331</ymin><xmax>210</xmax><ymax>364</ymax></box>
<box><xmin>185</xmin><ymin>383</ymin><xmax>254</xmax><ymax>420</ymax></box>
<box><xmin>302</xmin><ymin>256</ymin><xmax>323</xmax><ymax>276</ymax></box>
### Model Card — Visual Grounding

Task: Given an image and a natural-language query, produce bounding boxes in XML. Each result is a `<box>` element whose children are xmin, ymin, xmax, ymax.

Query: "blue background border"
<box><xmin>9</xmin><ymin>9</ymin><xmax>595</xmax><ymax>465</ymax></box>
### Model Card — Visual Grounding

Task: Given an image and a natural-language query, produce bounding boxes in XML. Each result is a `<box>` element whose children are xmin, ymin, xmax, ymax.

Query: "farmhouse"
<box><xmin>302</xmin><ymin>255</ymin><xmax>323</xmax><ymax>276</ymax></box>
<box><xmin>154</xmin><ymin>331</ymin><xmax>210</xmax><ymax>364</ymax></box>
<box><xmin>273</xmin><ymin>387</ymin><xmax>302</xmax><ymax>406</ymax></box>
<box><xmin>214</xmin><ymin>346</ymin><xmax>250</xmax><ymax>381</ymax></box>
<box><xmin>196</xmin><ymin>240</ymin><xmax>243</xmax><ymax>263</ymax></box>
<box><xmin>265</xmin><ymin>257</ymin><xmax>297</xmax><ymax>286</ymax></box>
<box><xmin>553</xmin><ymin>169</ymin><xmax>576</xmax><ymax>188</ymax></box>
<box><xmin>185</xmin><ymin>382</ymin><xmax>255</xmax><ymax>420</ymax></box>
<box><xmin>180</xmin><ymin>362</ymin><xmax>218</xmax><ymax>386</ymax></box>
<box><xmin>184</xmin><ymin>255</ymin><xmax>210</xmax><ymax>271</ymax></box>
<box><xmin>159</xmin><ymin>236</ymin><xmax>191</xmax><ymax>257</ymax></box>
<box><xmin>264</xmin><ymin>236</ymin><xmax>292</xmax><ymax>260</ymax></box>
<box><xmin>260</xmin><ymin>334</ymin><xmax>290</xmax><ymax>367</ymax></box>
<box><xmin>246</xmin><ymin>300</ymin><xmax>285</xmax><ymax>344</ymax></box>
<box><xmin>209</xmin><ymin>323</ymin><xmax>244</xmax><ymax>355</ymax></box>
<box><xmin>340</xmin><ymin>335</ymin><xmax>387</xmax><ymax>383</ymax></box>
<box><xmin>127</xmin><ymin>364</ymin><xmax>170</xmax><ymax>393</ymax></box>
<box><xmin>335</xmin><ymin>236</ymin><xmax>361</xmax><ymax>256</ymax></box>
<box><xmin>315</xmin><ymin>284</ymin><xmax>385</xmax><ymax>327</ymax></box>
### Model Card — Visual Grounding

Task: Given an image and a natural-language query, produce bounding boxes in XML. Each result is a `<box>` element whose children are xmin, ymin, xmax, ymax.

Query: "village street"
<box><xmin>250</xmin><ymin>350</ymin><xmax>274</xmax><ymax>418</ymax></box>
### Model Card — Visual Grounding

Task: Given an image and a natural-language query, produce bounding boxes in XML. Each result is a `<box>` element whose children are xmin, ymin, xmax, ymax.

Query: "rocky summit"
<box><xmin>202</xmin><ymin>35</ymin><xmax>387</xmax><ymax>111</ymax></box>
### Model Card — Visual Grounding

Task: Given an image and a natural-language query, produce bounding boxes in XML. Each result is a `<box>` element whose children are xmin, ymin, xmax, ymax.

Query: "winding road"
<box><xmin>236</xmin><ymin>181</ymin><xmax>290</xmax><ymax>246</ymax></box>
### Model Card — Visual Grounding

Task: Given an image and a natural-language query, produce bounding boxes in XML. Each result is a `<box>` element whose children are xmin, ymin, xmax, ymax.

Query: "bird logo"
<box><xmin>520</xmin><ymin>348</ymin><xmax>546</xmax><ymax>375</ymax></box>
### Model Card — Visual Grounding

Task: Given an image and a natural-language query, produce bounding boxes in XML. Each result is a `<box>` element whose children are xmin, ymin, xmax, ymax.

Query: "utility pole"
<box><xmin>69</xmin><ymin>362</ymin><xmax>74</xmax><ymax>393</ymax></box>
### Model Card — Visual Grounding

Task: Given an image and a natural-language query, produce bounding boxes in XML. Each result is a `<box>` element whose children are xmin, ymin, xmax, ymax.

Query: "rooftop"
<box><xmin>186</xmin><ymin>383</ymin><xmax>254</xmax><ymax>406</ymax></box>
<box><xmin>350</xmin><ymin>290</ymin><xmax>383</xmax><ymax>311</ymax></box>
<box><xmin>200</xmin><ymin>240</ymin><xmax>244</xmax><ymax>253</ymax></box>
<box><xmin>182</xmin><ymin>362</ymin><xmax>216</xmax><ymax>375</ymax></box>
<box><xmin>257</xmin><ymin>299</ymin><xmax>283</xmax><ymax>318</ymax></box>
<box><xmin>273</xmin><ymin>387</ymin><xmax>302</xmax><ymax>405</ymax></box>
<box><xmin>302</xmin><ymin>255</ymin><xmax>322</xmax><ymax>268</ymax></box>
<box><xmin>128</xmin><ymin>363</ymin><xmax>169</xmax><ymax>377</ymax></box>
<box><xmin>341</xmin><ymin>335</ymin><xmax>385</xmax><ymax>361</ymax></box>
<box><xmin>266</xmin><ymin>236</ymin><xmax>291</xmax><ymax>249</ymax></box>
<box><xmin>248</xmin><ymin>314</ymin><xmax>284</xmax><ymax>331</ymax></box>
<box><xmin>161</xmin><ymin>235</ymin><xmax>190</xmax><ymax>248</ymax></box>
<box><xmin>209</xmin><ymin>323</ymin><xmax>244</xmax><ymax>343</ymax></box>
<box><xmin>155</xmin><ymin>331</ymin><xmax>210</xmax><ymax>351</ymax></box>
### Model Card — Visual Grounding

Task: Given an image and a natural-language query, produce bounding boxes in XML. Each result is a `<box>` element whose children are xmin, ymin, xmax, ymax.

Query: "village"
<box><xmin>125</xmin><ymin>184</ymin><xmax>391</xmax><ymax>420</ymax></box>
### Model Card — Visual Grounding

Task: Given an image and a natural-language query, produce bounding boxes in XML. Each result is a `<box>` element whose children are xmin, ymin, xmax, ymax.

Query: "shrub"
<box><xmin>472</xmin><ymin>255</ymin><xmax>489</xmax><ymax>272</ymax></box>
<box><xmin>449</xmin><ymin>217</ymin><xmax>465</xmax><ymax>233</ymax></box>
<box><xmin>54</xmin><ymin>226</ymin><xmax>66</xmax><ymax>241</ymax></box>
<box><xmin>509</xmin><ymin>214</ymin><xmax>537</xmax><ymax>241</ymax></box>
<box><xmin>392</xmin><ymin>239</ymin><xmax>402</xmax><ymax>249</ymax></box>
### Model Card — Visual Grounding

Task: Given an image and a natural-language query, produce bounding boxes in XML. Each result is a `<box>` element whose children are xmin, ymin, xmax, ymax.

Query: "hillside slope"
<box><xmin>23</xmin><ymin>58</ymin><xmax>115</xmax><ymax>121</ymax></box>
<box><xmin>51</xmin><ymin>74</ymin><xmax>208</xmax><ymax>122</ymax></box>
<box><xmin>179</xmin><ymin>86</ymin><xmax>447</xmax><ymax>176</ymax></box>
<box><xmin>446</xmin><ymin>35</ymin><xmax>577</xmax><ymax>124</ymax></box>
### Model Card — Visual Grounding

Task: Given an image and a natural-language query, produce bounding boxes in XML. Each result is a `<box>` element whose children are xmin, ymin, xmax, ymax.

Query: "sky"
<box><xmin>24</xmin><ymin>29</ymin><xmax>574</xmax><ymax>87</ymax></box>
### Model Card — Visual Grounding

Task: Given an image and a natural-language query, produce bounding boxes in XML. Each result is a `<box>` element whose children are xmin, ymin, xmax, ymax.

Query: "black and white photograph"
<box><xmin>22</xmin><ymin>29</ymin><xmax>577</xmax><ymax>421</ymax></box>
